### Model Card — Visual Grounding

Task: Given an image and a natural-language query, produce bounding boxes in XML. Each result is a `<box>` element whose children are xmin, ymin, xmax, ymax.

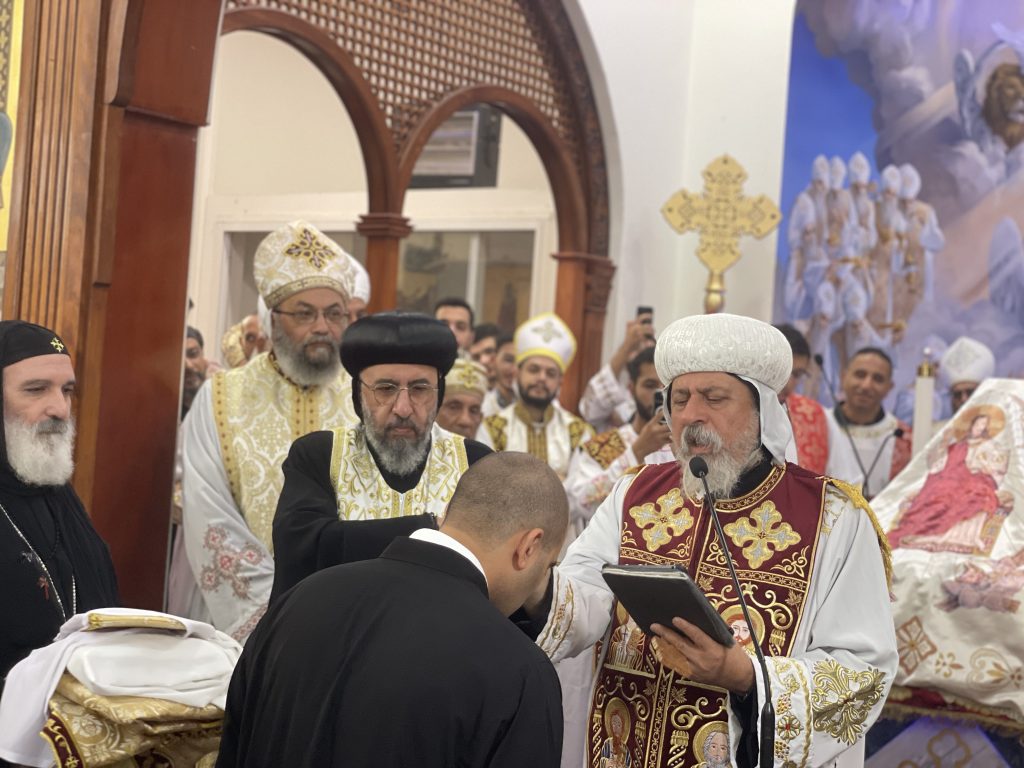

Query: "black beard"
<box><xmin>520</xmin><ymin>390</ymin><xmax>555</xmax><ymax>411</ymax></box>
<box><xmin>634</xmin><ymin>398</ymin><xmax>654</xmax><ymax>423</ymax></box>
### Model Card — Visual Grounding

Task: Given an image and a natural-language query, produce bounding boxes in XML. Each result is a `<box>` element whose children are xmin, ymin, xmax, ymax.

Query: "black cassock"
<box><xmin>270</xmin><ymin>429</ymin><xmax>491</xmax><ymax>602</ymax></box>
<box><xmin>218</xmin><ymin>537</ymin><xmax>563</xmax><ymax>768</ymax></box>
<box><xmin>0</xmin><ymin>477</ymin><xmax>120</xmax><ymax>696</ymax></box>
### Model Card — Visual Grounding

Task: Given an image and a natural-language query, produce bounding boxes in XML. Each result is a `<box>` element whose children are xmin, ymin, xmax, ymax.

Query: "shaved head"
<box><xmin>443</xmin><ymin>452</ymin><xmax>568</xmax><ymax>551</ymax></box>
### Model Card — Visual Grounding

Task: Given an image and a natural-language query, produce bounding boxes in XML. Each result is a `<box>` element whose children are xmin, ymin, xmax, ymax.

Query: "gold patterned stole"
<box><xmin>328</xmin><ymin>423</ymin><xmax>469</xmax><ymax>520</ymax></box>
<box><xmin>210</xmin><ymin>353</ymin><xmax>355</xmax><ymax>551</ymax></box>
<box><xmin>588</xmin><ymin>461</ymin><xmax>827</xmax><ymax>768</ymax></box>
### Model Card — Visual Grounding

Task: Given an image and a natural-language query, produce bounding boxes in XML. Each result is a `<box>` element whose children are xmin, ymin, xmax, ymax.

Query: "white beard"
<box><xmin>5</xmin><ymin>415</ymin><xmax>76</xmax><ymax>486</ymax></box>
<box><xmin>674</xmin><ymin>411</ymin><xmax>762</xmax><ymax>499</ymax></box>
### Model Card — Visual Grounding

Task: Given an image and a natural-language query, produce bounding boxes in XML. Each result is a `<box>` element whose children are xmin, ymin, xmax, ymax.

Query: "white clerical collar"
<box><xmin>409</xmin><ymin>528</ymin><xmax>488</xmax><ymax>587</ymax></box>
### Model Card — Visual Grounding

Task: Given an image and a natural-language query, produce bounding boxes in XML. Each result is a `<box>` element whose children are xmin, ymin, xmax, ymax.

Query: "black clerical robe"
<box><xmin>0</xmin><ymin>481</ymin><xmax>119</xmax><ymax>695</ymax></box>
<box><xmin>218</xmin><ymin>537</ymin><xmax>563</xmax><ymax>768</ymax></box>
<box><xmin>270</xmin><ymin>427</ymin><xmax>490</xmax><ymax>601</ymax></box>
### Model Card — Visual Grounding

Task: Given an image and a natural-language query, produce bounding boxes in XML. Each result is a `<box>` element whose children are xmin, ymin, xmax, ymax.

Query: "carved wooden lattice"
<box><xmin>226</xmin><ymin>0</ymin><xmax>578</xmax><ymax>163</ymax></box>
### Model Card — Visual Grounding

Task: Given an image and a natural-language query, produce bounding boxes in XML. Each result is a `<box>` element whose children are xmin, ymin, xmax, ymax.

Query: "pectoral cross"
<box><xmin>661</xmin><ymin>155</ymin><xmax>781</xmax><ymax>313</ymax></box>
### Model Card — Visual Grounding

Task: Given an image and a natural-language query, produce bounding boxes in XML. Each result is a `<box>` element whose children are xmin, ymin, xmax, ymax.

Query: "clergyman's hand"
<box><xmin>651</xmin><ymin>618</ymin><xmax>755</xmax><ymax>694</ymax></box>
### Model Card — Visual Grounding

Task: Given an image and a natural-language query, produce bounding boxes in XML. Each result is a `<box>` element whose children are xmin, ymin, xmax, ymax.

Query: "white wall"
<box><xmin>567</xmin><ymin>0</ymin><xmax>797</xmax><ymax>360</ymax></box>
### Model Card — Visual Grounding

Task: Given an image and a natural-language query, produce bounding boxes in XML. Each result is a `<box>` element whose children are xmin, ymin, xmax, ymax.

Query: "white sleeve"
<box><xmin>563</xmin><ymin>440</ymin><xmax>638</xmax><ymax>533</ymax></box>
<box><xmin>536</xmin><ymin>473</ymin><xmax>632</xmax><ymax>662</ymax></box>
<box><xmin>730</xmin><ymin>486</ymin><xmax>898</xmax><ymax>766</ymax></box>
<box><xmin>825</xmin><ymin>412</ymin><xmax>865</xmax><ymax>488</ymax></box>
<box><xmin>579</xmin><ymin>364</ymin><xmax>631</xmax><ymax>427</ymax></box>
<box><xmin>181</xmin><ymin>383</ymin><xmax>273</xmax><ymax>643</ymax></box>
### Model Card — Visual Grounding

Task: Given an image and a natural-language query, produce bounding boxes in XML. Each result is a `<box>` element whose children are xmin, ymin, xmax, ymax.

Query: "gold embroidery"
<box><xmin>723</xmin><ymin>501</ymin><xmax>801</xmax><ymax>568</ymax></box>
<box><xmin>210</xmin><ymin>353</ymin><xmax>355</xmax><ymax>551</ymax></box>
<box><xmin>50</xmin><ymin>337</ymin><xmax>65</xmax><ymax>352</ymax></box>
<box><xmin>284</xmin><ymin>226</ymin><xmax>335</xmax><ymax>269</ymax></box>
<box><xmin>628</xmin><ymin>488</ymin><xmax>694</xmax><ymax>552</ymax></box>
<box><xmin>330</xmin><ymin>423</ymin><xmax>468</xmax><ymax>521</ymax></box>
<box><xmin>810</xmin><ymin>659</ymin><xmax>886</xmax><ymax>745</ymax></box>
<box><xmin>771</xmin><ymin>545</ymin><xmax>810</xmax><ymax>579</ymax></box>
<box><xmin>568</xmin><ymin>417</ymin><xmax>595</xmax><ymax>451</ymax></box>
<box><xmin>86</xmin><ymin>613</ymin><xmax>187</xmax><ymax>633</ymax></box>
<box><xmin>483</xmin><ymin>414</ymin><xmax>508</xmax><ymax>452</ymax></box>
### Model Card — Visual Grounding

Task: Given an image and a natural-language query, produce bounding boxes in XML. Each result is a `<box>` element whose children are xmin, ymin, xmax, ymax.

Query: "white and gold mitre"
<box><xmin>445</xmin><ymin>359</ymin><xmax>488</xmax><ymax>399</ymax></box>
<box><xmin>514</xmin><ymin>312</ymin><xmax>576</xmax><ymax>373</ymax></box>
<box><xmin>254</xmin><ymin>220</ymin><xmax>358</xmax><ymax>308</ymax></box>
<box><xmin>655</xmin><ymin>313</ymin><xmax>792</xmax><ymax>393</ymax></box>
<box><xmin>940</xmin><ymin>336</ymin><xmax>995</xmax><ymax>386</ymax></box>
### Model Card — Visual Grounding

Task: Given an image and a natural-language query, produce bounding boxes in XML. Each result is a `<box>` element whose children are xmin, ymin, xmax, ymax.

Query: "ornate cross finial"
<box><xmin>50</xmin><ymin>337</ymin><xmax>65</xmax><ymax>353</ymax></box>
<box><xmin>661</xmin><ymin>154</ymin><xmax>781</xmax><ymax>313</ymax></box>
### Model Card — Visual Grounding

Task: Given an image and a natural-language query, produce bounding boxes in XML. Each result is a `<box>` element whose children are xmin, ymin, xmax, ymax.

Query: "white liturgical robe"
<box><xmin>181</xmin><ymin>353</ymin><xmax>356</xmax><ymax>642</ymax></box>
<box><xmin>537</xmin><ymin>464</ymin><xmax>898</xmax><ymax>767</ymax></box>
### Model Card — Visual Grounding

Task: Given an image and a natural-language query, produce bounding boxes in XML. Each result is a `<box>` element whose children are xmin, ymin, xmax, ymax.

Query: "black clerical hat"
<box><xmin>341</xmin><ymin>312</ymin><xmax>458</xmax><ymax>415</ymax></box>
<box><xmin>0</xmin><ymin>321</ymin><xmax>71</xmax><ymax>367</ymax></box>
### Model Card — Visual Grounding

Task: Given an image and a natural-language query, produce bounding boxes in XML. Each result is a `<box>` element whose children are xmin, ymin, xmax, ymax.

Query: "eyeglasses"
<box><xmin>360</xmin><ymin>380</ymin><xmax>438</xmax><ymax>406</ymax></box>
<box><xmin>272</xmin><ymin>307</ymin><xmax>346</xmax><ymax>326</ymax></box>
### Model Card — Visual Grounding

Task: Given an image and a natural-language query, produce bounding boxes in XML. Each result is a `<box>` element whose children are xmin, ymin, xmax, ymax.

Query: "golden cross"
<box><xmin>50</xmin><ymin>337</ymin><xmax>65</xmax><ymax>353</ymax></box>
<box><xmin>661</xmin><ymin>155</ymin><xmax>781</xmax><ymax>313</ymax></box>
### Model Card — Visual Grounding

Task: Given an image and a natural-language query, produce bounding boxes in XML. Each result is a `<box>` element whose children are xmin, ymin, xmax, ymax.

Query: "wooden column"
<box><xmin>552</xmin><ymin>251</ymin><xmax>614</xmax><ymax>412</ymax></box>
<box><xmin>5</xmin><ymin>0</ymin><xmax>223</xmax><ymax>610</ymax></box>
<box><xmin>358</xmin><ymin>212</ymin><xmax>412</xmax><ymax>312</ymax></box>
<box><xmin>3</xmin><ymin>0</ymin><xmax>105</xmax><ymax>348</ymax></box>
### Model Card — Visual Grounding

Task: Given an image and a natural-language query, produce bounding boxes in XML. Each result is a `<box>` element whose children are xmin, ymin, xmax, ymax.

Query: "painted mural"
<box><xmin>775</xmin><ymin>2</ymin><xmax>1024</xmax><ymax>425</ymax></box>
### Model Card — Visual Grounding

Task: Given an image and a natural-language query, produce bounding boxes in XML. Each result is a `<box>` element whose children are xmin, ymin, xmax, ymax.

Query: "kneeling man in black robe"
<box><xmin>217</xmin><ymin>452</ymin><xmax>566</xmax><ymax>767</ymax></box>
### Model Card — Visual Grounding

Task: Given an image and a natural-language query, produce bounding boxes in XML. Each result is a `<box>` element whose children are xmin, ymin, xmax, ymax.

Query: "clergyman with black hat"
<box><xmin>181</xmin><ymin>221</ymin><xmax>362</xmax><ymax>642</ymax></box>
<box><xmin>270</xmin><ymin>312</ymin><xmax>491</xmax><ymax>600</ymax></box>
<box><xmin>0</xmin><ymin>321</ymin><xmax>118</xmax><ymax>701</ymax></box>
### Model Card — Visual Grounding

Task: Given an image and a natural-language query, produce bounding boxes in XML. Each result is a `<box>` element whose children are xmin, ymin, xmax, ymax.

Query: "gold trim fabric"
<box><xmin>43</xmin><ymin>674</ymin><xmax>221</xmax><ymax>767</ymax></box>
<box><xmin>211</xmin><ymin>353</ymin><xmax>356</xmax><ymax>551</ymax></box>
<box><xmin>329</xmin><ymin>422</ymin><xmax>469</xmax><ymax>520</ymax></box>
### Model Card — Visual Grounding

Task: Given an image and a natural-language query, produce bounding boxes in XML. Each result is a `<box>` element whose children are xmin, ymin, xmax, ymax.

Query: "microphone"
<box><xmin>688</xmin><ymin>457</ymin><xmax>774</xmax><ymax>768</ymax></box>
<box><xmin>813</xmin><ymin>353</ymin><xmax>841</xmax><ymax>406</ymax></box>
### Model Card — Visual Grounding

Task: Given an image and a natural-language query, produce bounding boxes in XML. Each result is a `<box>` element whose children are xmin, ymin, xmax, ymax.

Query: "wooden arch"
<box><xmin>220</xmin><ymin>0</ymin><xmax>613</xmax><ymax>406</ymax></box>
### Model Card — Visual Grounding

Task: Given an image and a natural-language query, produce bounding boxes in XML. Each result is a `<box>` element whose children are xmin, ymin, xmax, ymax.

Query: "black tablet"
<box><xmin>601</xmin><ymin>564</ymin><xmax>735</xmax><ymax>647</ymax></box>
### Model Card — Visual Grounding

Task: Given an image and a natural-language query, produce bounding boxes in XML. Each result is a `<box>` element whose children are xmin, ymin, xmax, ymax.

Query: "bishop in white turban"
<box><xmin>941</xmin><ymin>336</ymin><xmax>995</xmax><ymax>414</ymax></box>
<box><xmin>520</xmin><ymin>313</ymin><xmax>897</xmax><ymax>768</ymax></box>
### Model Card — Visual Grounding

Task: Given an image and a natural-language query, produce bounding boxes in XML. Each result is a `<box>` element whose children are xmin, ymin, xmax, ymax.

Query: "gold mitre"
<box><xmin>445</xmin><ymin>359</ymin><xmax>488</xmax><ymax>399</ymax></box>
<box><xmin>254</xmin><ymin>220</ymin><xmax>358</xmax><ymax>308</ymax></box>
<box><xmin>514</xmin><ymin>311</ymin><xmax>576</xmax><ymax>373</ymax></box>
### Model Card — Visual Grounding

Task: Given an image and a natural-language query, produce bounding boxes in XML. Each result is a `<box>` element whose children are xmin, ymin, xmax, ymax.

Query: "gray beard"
<box><xmin>360</xmin><ymin>401</ymin><xmax>435</xmax><ymax>477</ymax></box>
<box><xmin>272</xmin><ymin>324</ymin><xmax>340</xmax><ymax>388</ymax></box>
<box><xmin>5</xmin><ymin>415</ymin><xmax>76</xmax><ymax>486</ymax></box>
<box><xmin>674</xmin><ymin>411</ymin><xmax>762</xmax><ymax>499</ymax></box>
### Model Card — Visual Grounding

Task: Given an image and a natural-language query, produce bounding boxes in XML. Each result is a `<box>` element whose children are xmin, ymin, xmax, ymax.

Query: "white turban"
<box><xmin>881</xmin><ymin>165</ymin><xmax>902</xmax><ymax>193</ymax></box>
<box><xmin>655</xmin><ymin>314</ymin><xmax>794</xmax><ymax>463</ymax></box>
<box><xmin>812</xmin><ymin>155</ymin><xmax>829</xmax><ymax>182</ymax></box>
<box><xmin>254</xmin><ymin>220</ymin><xmax>357</xmax><ymax>308</ymax></box>
<box><xmin>351</xmin><ymin>258</ymin><xmax>371</xmax><ymax>303</ymax></box>
<box><xmin>829</xmin><ymin>156</ymin><xmax>847</xmax><ymax>190</ymax></box>
<box><xmin>899</xmin><ymin>163</ymin><xmax>921</xmax><ymax>199</ymax></box>
<box><xmin>940</xmin><ymin>336</ymin><xmax>995</xmax><ymax>387</ymax></box>
<box><xmin>849</xmin><ymin>152</ymin><xmax>871</xmax><ymax>184</ymax></box>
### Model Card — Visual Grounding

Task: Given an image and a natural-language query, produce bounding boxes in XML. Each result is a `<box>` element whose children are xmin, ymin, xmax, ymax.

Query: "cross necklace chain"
<box><xmin>1</xmin><ymin>501</ymin><xmax>77</xmax><ymax>621</ymax></box>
